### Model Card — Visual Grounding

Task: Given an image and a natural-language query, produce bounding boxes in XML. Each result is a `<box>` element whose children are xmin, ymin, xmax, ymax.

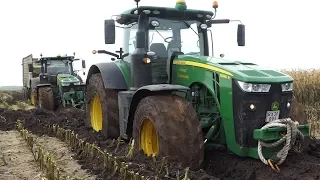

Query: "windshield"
<box><xmin>46</xmin><ymin>60</ymin><xmax>71</xmax><ymax>75</ymax></box>
<box><xmin>125</xmin><ymin>18</ymin><xmax>204</xmax><ymax>60</ymax></box>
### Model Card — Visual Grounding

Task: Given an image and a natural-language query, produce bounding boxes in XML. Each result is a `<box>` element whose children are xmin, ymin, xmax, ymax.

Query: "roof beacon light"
<box><xmin>73</xmin><ymin>52</ymin><xmax>76</xmax><ymax>56</ymax></box>
<box><xmin>40</xmin><ymin>53</ymin><xmax>43</xmax><ymax>57</ymax></box>
<box><xmin>213</xmin><ymin>1</ymin><xmax>218</xmax><ymax>9</ymax></box>
<box><xmin>175</xmin><ymin>0</ymin><xmax>187</xmax><ymax>11</ymax></box>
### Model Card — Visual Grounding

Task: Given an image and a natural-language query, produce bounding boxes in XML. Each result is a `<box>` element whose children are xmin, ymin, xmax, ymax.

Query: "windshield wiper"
<box><xmin>182</xmin><ymin>20</ymin><xmax>199</xmax><ymax>37</ymax></box>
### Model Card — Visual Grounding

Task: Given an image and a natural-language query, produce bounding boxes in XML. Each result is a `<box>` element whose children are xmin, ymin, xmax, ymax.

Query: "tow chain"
<box><xmin>257</xmin><ymin>118</ymin><xmax>305</xmax><ymax>173</ymax></box>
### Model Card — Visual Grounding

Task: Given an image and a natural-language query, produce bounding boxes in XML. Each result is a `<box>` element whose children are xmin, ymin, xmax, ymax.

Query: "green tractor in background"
<box><xmin>27</xmin><ymin>53</ymin><xmax>86</xmax><ymax>110</ymax></box>
<box><xmin>84</xmin><ymin>0</ymin><xmax>309</xmax><ymax>171</ymax></box>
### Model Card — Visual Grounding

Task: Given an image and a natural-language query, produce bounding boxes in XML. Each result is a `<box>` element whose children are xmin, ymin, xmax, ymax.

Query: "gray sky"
<box><xmin>0</xmin><ymin>0</ymin><xmax>319</xmax><ymax>86</ymax></box>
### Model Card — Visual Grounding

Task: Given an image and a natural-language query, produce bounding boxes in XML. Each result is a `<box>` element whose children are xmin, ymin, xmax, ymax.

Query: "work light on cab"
<box><xmin>200</xmin><ymin>24</ymin><xmax>208</xmax><ymax>30</ymax></box>
<box><xmin>150</xmin><ymin>20</ymin><xmax>160</xmax><ymax>27</ymax></box>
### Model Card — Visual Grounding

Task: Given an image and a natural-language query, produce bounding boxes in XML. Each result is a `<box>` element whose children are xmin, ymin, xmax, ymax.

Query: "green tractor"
<box><xmin>85</xmin><ymin>0</ymin><xmax>309</xmax><ymax>171</ymax></box>
<box><xmin>27</xmin><ymin>53</ymin><xmax>86</xmax><ymax>110</ymax></box>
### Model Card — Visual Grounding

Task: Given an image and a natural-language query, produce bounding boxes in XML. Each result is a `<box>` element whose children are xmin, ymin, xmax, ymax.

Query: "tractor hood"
<box><xmin>175</xmin><ymin>55</ymin><xmax>293</xmax><ymax>83</ymax></box>
<box><xmin>57</xmin><ymin>74</ymin><xmax>81</xmax><ymax>86</ymax></box>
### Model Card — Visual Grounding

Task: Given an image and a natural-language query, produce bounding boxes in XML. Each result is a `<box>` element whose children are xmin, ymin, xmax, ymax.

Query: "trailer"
<box><xmin>22</xmin><ymin>54</ymin><xmax>41</xmax><ymax>104</ymax></box>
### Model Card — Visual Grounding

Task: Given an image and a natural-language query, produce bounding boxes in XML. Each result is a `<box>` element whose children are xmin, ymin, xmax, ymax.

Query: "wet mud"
<box><xmin>0</xmin><ymin>91</ymin><xmax>320</xmax><ymax>179</ymax></box>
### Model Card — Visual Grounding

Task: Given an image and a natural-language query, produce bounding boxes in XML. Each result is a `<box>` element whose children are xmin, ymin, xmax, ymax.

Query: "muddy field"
<box><xmin>1</xmin><ymin>90</ymin><xmax>320</xmax><ymax>180</ymax></box>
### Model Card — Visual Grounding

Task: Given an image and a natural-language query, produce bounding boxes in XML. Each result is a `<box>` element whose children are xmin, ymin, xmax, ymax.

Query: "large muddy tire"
<box><xmin>30</xmin><ymin>87</ymin><xmax>38</xmax><ymax>107</ymax></box>
<box><xmin>85</xmin><ymin>73</ymin><xmax>120</xmax><ymax>138</ymax></box>
<box><xmin>133</xmin><ymin>95</ymin><xmax>204</xmax><ymax>170</ymax></box>
<box><xmin>38</xmin><ymin>87</ymin><xmax>55</xmax><ymax>111</ymax></box>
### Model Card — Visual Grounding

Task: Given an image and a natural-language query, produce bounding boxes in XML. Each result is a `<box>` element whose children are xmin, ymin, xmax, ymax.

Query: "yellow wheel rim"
<box><xmin>90</xmin><ymin>94</ymin><xmax>102</xmax><ymax>131</ymax></box>
<box><xmin>140</xmin><ymin>118</ymin><xmax>159</xmax><ymax>156</ymax></box>
<box><xmin>30</xmin><ymin>90</ymin><xmax>35</xmax><ymax>105</ymax></box>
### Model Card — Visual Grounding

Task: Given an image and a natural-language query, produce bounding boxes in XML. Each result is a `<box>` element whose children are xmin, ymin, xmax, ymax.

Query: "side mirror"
<box><xmin>104</xmin><ymin>19</ymin><xmax>116</xmax><ymax>44</ymax></box>
<box><xmin>237</xmin><ymin>24</ymin><xmax>245</xmax><ymax>46</ymax></box>
<box><xmin>82</xmin><ymin>60</ymin><xmax>86</xmax><ymax>69</ymax></box>
<box><xmin>28</xmin><ymin>64</ymin><xmax>34</xmax><ymax>72</ymax></box>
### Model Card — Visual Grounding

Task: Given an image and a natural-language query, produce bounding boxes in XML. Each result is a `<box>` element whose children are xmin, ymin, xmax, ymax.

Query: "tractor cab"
<box><xmin>34</xmin><ymin>54</ymin><xmax>86</xmax><ymax>86</ymax></box>
<box><xmin>97</xmin><ymin>0</ymin><xmax>245</xmax><ymax>88</ymax></box>
<box><xmin>123</xmin><ymin>17</ymin><xmax>208</xmax><ymax>84</ymax></box>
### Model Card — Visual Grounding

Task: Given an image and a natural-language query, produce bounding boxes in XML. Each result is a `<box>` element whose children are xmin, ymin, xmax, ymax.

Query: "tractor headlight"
<box><xmin>74</xmin><ymin>82</ymin><xmax>80</xmax><ymax>85</ymax></box>
<box><xmin>61</xmin><ymin>82</ymin><xmax>70</xmax><ymax>86</ymax></box>
<box><xmin>237</xmin><ymin>80</ymin><xmax>271</xmax><ymax>93</ymax></box>
<box><xmin>281</xmin><ymin>82</ymin><xmax>293</xmax><ymax>92</ymax></box>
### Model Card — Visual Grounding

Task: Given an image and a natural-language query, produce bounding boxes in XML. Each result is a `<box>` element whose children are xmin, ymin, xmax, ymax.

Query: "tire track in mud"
<box><xmin>0</xmin><ymin>130</ymin><xmax>44</xmax><ymax>180</ymax></box>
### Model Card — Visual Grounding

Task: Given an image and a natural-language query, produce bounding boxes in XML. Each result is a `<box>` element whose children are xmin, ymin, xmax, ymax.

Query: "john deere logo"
<box><xmin>271</xmin><ymin>102</ymin><xmax>280</xmax><ymax>111</ymax></box>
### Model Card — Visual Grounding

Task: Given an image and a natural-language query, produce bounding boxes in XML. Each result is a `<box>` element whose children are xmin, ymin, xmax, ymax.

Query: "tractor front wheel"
<box><xmin>85</xmin><ymin>73</ymin><xmax>120</xmax><ymax>138</ymax></box>
<box><xmin>133</xmin><ymin>95</ymin><xmax>204</xmax><ymax>170</ymax></box>
<box><xmin>38</xmin><ymin>87</ymin><xmax>55</xmax><ymax>111</ymax></box>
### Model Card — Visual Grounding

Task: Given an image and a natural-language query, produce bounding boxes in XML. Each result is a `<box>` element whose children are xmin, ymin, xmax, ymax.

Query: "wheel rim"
<box><xmin>140</xmin><ymin>118</ymin><xmax>159</xmax><ymax>156</ymax></box>
<box><xmin>90</xmin><ymin>94</ymin><xmax>103</xmax><ymax>131</ymax></box>
<box><xmin>30</xmin><ymin>90</ymin><xmax>35</xmax><ymax>105</ymax></box>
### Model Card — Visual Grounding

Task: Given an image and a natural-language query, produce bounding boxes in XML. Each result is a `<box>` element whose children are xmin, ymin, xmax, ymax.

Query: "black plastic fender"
<box><xmin>86</xmin><ymin>62</ymin><xmax>128</xmax><ymax>89</ymax></box>
<box><xmin>36</xmin><ymin>83</ymin><xmax>51</xmax><ymax>95</ymax></box>
<box><xmin>30</xmin><ymin>77</ymin><xmax>40</xmax><ymax>89</ymax></box>
<box><xmin>125</xmin><ymin>84</ymin><xmax>190</xmax><ymax>136</ymax></box>
<box><xmin>37</xmin><ymin>84</ymin><xmax>51</xmax><ymax>88</ymax></box>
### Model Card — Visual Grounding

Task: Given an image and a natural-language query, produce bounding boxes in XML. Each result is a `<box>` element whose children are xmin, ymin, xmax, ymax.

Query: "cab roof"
<box><xmin>117</xmin><ymin>6</ymin><xmax>214</xmax><ymax>25</ymax></box>
<box><xmin>37</xmin><ymin>56</ymin><xmax>75</xmax><ymax>62</ymax></box>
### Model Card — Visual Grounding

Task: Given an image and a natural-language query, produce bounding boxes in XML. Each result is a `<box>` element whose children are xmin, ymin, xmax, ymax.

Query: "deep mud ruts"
<box><xmin>1</xmin><ymin>91</ymin><xmax>320</xmax><ymax>180</ymax></box>
<box><xmin>0</xmin><ymin>108</ymin><xmax>216</xmax><ymax>180</ymax></box>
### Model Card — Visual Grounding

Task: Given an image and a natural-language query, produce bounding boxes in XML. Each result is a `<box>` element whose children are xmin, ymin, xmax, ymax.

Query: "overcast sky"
<box><xmin>0</xmin><ymin>0</ymin><xmax>319</xmax><ymax>86</ymax></box>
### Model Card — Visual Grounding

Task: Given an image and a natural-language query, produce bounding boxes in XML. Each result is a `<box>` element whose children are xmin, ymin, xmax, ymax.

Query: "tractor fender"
<box><xmin>86</xmin><ymin>62</ymin><xmax>127</xmax><ymax>89</ymax></box>
<box><xmin>37</xmin><ymin>84</ymin><xmax>51</xmax><ymax>88</ymax></box>
<box><xmin>126</xmin><ymin>84</ymin><xmax>190</xmax><ymax>136</ymax></box>
<box><xmin>36</xmin><ymin>84</ymin><xmax>51</xmax><ymax>95</ymax></box>
<box><xmin>30</xmin><ymin>77</ymin><xmax>40</xmax><ymax>89</ymax></box>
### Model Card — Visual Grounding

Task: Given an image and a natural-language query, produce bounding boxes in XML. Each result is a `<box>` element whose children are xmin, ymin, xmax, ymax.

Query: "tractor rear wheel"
<box><xmin>30</xmin><ymin>88</ymin><xmax>38</xmax><ymax>106</ymax></box>
<box><xmin>38</xmin><ymin>87</ymin><xmax>55</xmax><ymax>111</ymax></box>
<box><xmin>133</xmin><ymin>95</ymin><xmax>204</xmax><ymax>170</ymax></box>
<box><xmin>85</xmin><ymin>73</ymin><xmax>120</xmax><ymax>138</ymax></box>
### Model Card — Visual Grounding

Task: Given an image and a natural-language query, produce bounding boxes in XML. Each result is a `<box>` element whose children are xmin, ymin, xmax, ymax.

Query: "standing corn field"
<box><xmin>283</xmin><ymin>69</ymin><xmax>320</xmax><ymax>138</ymax></box>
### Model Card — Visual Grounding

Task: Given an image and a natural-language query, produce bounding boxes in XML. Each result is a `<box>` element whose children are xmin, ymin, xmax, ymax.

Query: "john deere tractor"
<box><xmin>27</xmin><ymin>54</ymin><xmax>86</xmax><ymax>110</ymax></box>
<box><xmin>85</xmin><ymin>0</ymin><xmax>309</xmax><ymax>170</ymax></box>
